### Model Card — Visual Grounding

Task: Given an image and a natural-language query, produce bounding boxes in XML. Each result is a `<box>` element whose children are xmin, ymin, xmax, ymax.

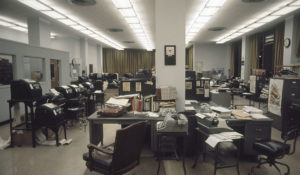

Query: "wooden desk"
<box><xmin>88</xmin><ymin>112</ymin><xmax>164</xmax><ymax>150</ymax></box>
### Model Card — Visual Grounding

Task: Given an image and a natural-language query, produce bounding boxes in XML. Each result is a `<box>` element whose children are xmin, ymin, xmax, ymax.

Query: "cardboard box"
<box><xmin>12</xmin><ymin>130</ymin><xmax>32</xmax><ymax>146</ymax></box>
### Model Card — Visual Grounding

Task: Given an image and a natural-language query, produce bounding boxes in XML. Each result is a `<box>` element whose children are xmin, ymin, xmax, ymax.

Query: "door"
<box><xmin>50</xmin><ymin>59</ymin><xmax>59</xmax><ymax>88</ymax></box>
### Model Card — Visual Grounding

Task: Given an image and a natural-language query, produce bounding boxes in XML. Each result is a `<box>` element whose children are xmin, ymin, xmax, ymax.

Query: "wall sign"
<box><xmin>164</xmin><ymin>45</ymin><xmax>176</xmax><ymax>65</ymax></box>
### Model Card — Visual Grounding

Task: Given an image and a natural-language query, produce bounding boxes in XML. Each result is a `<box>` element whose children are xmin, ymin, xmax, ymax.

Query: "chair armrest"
<box><xmin>87</xmin><ymin>144</ymin><xmax>114</xmax><ymax>155</ymax></box>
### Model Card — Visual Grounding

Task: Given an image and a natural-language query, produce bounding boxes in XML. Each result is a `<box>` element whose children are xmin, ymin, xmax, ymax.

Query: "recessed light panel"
<box><xmin>119</xmin><ymin>9</ymin><xmax>136</xmax><ymax>17</ymax></box>
<box><xmin>42</xmin><ymin>11</ymin><xmax>66</xmax><ymax>19</ymax></box>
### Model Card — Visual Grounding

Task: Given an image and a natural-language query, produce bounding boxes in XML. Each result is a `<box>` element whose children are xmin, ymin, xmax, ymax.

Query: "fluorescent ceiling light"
<box><xmin>125</xmin><ymin>17</ymin><xmax>139</xmax><ymax>24</ymax></box>
<box><xmin>11</xmin><ymin>26</ymin><xmax>27</xmax><ymax>32</ymax></box>
<box><xmin>239</xmin><ymin>28</ymin><xmax>252</xmax><ymax>33</ymax></box>
<box><xmin>112</xmin><ymin>0</ymin><xmax>131</xmax><ymax>8</ymax></box>
<box><xmin>80</xmin><ymin>30</ymin><xmax>93</xmax><ymax>35</ymax></box>
<box><xmin>190</xmin><ymin>28</ymin><xmax>200</xmax><ymax>33</ymax></box>
<box><xmin>119</xmin><ymin>9</ymin><xmax>136</xmax><ymax>17</ymax></box>
<box><xmin>71</xmin><ymin>25</ymin><xmax>86</xmax><ymax>31</ymax></box>
<box><xmin>206</xmin><ymin>0</ymin><xmax>226</xmax><ymax>7</ymax></box>
<box><xmin>258</xmin><ymin>15</ymin><xmax>280</xmax><ymax>23</ymax></box>
<box><xmin>18</xmin><ymin>0</ymin><xmax>50</xmax><ymax>11</ymax></box>
<box><xmin>88</xmin><ymin>33</ymin><xmax>98</xmax><ymax>38</ymax></box>
<box><xmin>133</xmin><ymin>28</ymin><xmax>143</xmax><ymax>33</ymax></box>
<box><xmin>0</xmin><ymin>20</ymin><xmax>15</xmax><ymax>27</ymax></box>
<box><xmin>42</xmin><ymin>11</ymin><xmax>66</xmax><ymax>19</ymax></box>
<box><xmin>200</xmin><ymin>7</ymin><xmax>219</xmax><ymax>16</ymax></box>
<box><xmin>130</xmin><ymin>23</ymin><xmax>142</xmax><ymax>29</ymax></box>
<box><xmin>196</xmin><ymin>16</ymin><xmax>211</xmax><ymax>23</ymax></box>
<box><xmin>272</xmin><ymin>6</ymin><xmax>299</xmax><ymax>15</ymax></box>
<box><xmin>247</xmin><ymin>22</ymin><xmax>264</xmax><ymax>29</ymax></box>
<box><xmin>59</xmin><ymin>19</ymin><xmax>76</xmax><ymax>25</ymax></box>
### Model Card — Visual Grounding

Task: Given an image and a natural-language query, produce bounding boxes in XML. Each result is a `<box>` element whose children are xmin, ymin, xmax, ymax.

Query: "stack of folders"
<box><xmin>211</xmin><ymin>106</ymin><xmax>232</xmax><ymax>118</ymax></box>
<box><xmin>205</xmin><ymin>131</ymin><xmax>243</xmax><ymax>148</ymax></box>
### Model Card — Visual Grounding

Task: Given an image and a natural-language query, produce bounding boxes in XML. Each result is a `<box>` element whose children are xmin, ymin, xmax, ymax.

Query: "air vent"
<box><xmin>242</xmin><ymin>0</ymin><xmax>264</xmax><ymax>3</ymax></box>
<box><xmin>123</xmin><ymin>41</ymin><xmax>135</xmax><ymax>44</ymax></box>
<box><xmin>107</xmin><ymin>28</ymin><xmax>124</xmax><ymax>32</ymax></box>
<box><xmin>208</xmin><ymin>27</ymin><xmax>226</xmax><ymax>31</ymax></box>
<box><xmin>69</xmin><ymin>0</ymin><xmax>96</xmax><ymax>6</ymax></box>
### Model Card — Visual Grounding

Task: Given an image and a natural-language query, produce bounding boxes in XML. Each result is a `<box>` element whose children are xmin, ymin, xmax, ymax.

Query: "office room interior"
<box><xmin>0</xmin><ymin>0</ymin><xmax>300</xmax><ymax>175</ymax></box>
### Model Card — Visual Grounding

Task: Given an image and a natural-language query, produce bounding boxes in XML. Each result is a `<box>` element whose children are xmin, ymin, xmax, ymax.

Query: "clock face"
<box><xmin>166</xmin><ymin>47</ymin><xmax>175</xmax><ymax>57</ymax></box>
<box><xmin>284</xmin><ymin>38</ymin><xmax>290</xmax><ymax>48</ymax></box>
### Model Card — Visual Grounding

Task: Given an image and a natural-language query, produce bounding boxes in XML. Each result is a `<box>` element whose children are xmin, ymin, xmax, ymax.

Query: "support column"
<box><xmin>155</xmin><ymin>0</ymin><xmax>185</xmax><ymax>111</ymax></box>
<box><xmin>241</xmin><ymin>36</ymin><xmax>250</xmax><ymax>82</ymax></box>
<box><xmin>27</xmin><ymin>17</ymin><xmax>50</xmax><ymax>48</ymax></box>
<box><xmin>97</xmin><ymin>44</ymin><xmax>103</xmax><ymax>73</ymax></box>
<box><xmin>80</xmin><ymin>38</ymin><xmax>88</xmax><ymax>75</ymax></box>
<box><xmin>283</xmin><ymin>15</ymin><xmax>298</xmax><ymax>65</ymax></box>
<box><xmin>192</xmin><ymin>43</ymin><xmax>196</xmax><ymax>71</ymax></box>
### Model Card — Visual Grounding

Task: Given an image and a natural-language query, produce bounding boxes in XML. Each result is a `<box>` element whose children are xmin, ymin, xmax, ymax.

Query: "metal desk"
<box><xmin>88</xmin><ymin>112</ymin><xmax>164</xmax><ymax>150</ymax></box>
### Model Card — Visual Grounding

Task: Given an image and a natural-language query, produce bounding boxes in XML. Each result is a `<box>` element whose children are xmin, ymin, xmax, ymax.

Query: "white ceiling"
<box><xmin>0</xmin><ymin>0</ymin><xmax>300</xmax><ymax>49</ymax></box>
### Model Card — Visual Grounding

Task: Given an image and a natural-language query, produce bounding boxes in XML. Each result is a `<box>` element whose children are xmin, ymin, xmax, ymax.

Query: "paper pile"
<box><xmin>251</xmin><ymin>113</ymin><xmax>268</xmax><ymax>119</ymax></box>
<box><xmin>243</xmin><ymin>106</ymin><xmax>263</xmax><ymax>114</ymax></box>
<box><xmin>205</xmin><ymin>131</ymin><xmax>243</xmax><ymax>148</ymax></box>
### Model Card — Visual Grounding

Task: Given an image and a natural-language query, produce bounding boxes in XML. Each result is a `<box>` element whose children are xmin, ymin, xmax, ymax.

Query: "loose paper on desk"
<box><xmin>106</xmin><ymin>98</ymin><xmax>129</xmax><ymax>107</ymax></box>
<box><xmin>147</xmin><ymin>112</ymin><xmax>159</xmax><ymax>118</ymax></box>
<box><xmin>185</xmin><ymin>100</ymin><xmax>191</xmax><ymax>105</ymax></box>
<box><xmin>251</xmin><ymin>113</ymin><xmax>268</xmax><ymax>119</ymax></box>
<box><xmin>196</xmin><ymin>113</ymin><xmax>206</xmax><ymax>119</ymax></box>
<box><xmin>205</xmin><ymin>135</ymin><xmax>232</xmax><ymax>148</ymax></box>
<box><xmin>184</xmin><ymin>106</ymin><xmax>195</xmax><ymax>111</ymax></box>
<box><xmin>94</xmin><ymin>90</ymin><xmax>102</xmax><ymax>94</ymax></box>
<box><xmin>115</xmin><ymin>94</ymin><xmax>139</xmax><ymax>99</ymax></box>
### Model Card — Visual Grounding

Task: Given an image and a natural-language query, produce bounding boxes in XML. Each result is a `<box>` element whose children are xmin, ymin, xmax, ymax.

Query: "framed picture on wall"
<box><xmin>164</xmin><ymin>45</ymin><xmax>176</xmax><ymax>65</ymax></box>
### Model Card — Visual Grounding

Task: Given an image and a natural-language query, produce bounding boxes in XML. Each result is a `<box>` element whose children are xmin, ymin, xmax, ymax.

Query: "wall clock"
<box><xmin>164</xmin><ymin>45</ymin><xmax>176</xmax><ymax>65</ymax></box>
<box><xmin>284</xmin><ymin>38</ymin><xmax>291</xmax><ymax>48</ymax></box>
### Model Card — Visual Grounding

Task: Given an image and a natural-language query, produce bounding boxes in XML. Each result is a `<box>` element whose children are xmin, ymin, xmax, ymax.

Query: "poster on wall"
<box><xmin>249</xmin><ymin>75</ymin><xmax>256</xmax><ymax>94</ymax></box>
<box><xmin>122</xmin><ymin>82</ymin><xmax>131</xmax><ymax>92</ymax></box>
<box><xmin>185</xmin><ymin>82</ymin><xmax>193</xmax><ymax>90</ymax></box>
<box><xmin>268</xmin><ymin>79</ymin><xmax>283</xmax><ymax>116</ymax></box>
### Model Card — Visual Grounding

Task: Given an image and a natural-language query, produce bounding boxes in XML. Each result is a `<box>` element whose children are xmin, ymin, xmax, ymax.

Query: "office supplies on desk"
<box><xmin>156</xmin><ymin>113</ymin><xmax>188</xmax><ymax>133</ymax></box>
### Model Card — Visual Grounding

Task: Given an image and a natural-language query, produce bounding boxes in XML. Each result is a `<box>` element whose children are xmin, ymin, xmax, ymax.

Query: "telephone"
<box><xmin>156</xmin><ymin>113</ymin><xmax>188</xmax><ymax>133</ymax></box>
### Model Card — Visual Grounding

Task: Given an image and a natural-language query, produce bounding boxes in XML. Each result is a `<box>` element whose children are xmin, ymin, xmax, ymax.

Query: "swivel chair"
<box><xmin>249</xmin><ymin>128</ymin><xmax>299</xmax><ymax>175</ymax></box>
<box><xmin>83</xmin><ymin>121</ymin><xmax>147</xmax><ymax>175</ymax></box>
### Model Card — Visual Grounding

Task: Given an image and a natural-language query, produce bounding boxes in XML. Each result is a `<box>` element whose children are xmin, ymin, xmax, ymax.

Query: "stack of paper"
<box><xmin>195</xmin><ymin>113</ymin><xmax>206</xmax><ymax>119</ymax></box>
<box><xmin>147</xmin><ymin>112</ymin><xmax>159</xmax><ymax>118</ymax></box>
<box><xmin>184</xmin><ymin>106</ymin><xmax>195</xmax><ymax>111</ymax></box>
<box><xmin>205</xmin><ymin>131</ymin><xmax>243</xmax><ymax>148</ymax></box>
<box><xmin>243</xmin><ymin>106</ymin><xmax>263</xmax><ymax>114</ymax></box>
<box><xmin>251</xmin><ymin>113</ymin><xmax>268</xmax><ymax>119</ymax></box>
<box><xmin>106</xmin><ymin>98</ymin><xmax>129</xmax><ymax>107</ymax></box>
<box><xmin>211</xmin><ymin>106</ymin><xmax>232</xmax><ymax>117</ymax></box>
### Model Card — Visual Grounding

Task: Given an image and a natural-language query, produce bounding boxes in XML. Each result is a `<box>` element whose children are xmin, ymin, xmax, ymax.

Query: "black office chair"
<box><xmin>249</xmin><ymin>128</ymin><xmax>299</xmax><ymax>175</ymax></box>
<box><xmin>83</xmin><ymin>121</ymin><xmax>147</xmax><ymax>175</ymax></box>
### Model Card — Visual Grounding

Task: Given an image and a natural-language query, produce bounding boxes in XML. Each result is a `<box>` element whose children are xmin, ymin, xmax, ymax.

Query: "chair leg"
<box><xmin>275</xmin><ymin>161</ymin><xmax>290</xmax><ymax>175</ymax></box>
<box><xmin>249</xmin><ymin>159</ymin><xmax>268</xmax><ymax>175</ymax></box>
<box><xmin>63</xmin><ymin>124</ymin><xmax>67</xmax><ymax>139</ymax></box>
<box><xmin>55</xmin><ymin>129</ymin><xmax>59</xmax><ymax>146</ymax></box>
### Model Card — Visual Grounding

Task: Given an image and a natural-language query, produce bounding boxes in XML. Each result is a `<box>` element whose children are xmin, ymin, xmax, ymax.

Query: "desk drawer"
<box><xmin>244</xmin><ymin>123</ymin><xmax>272</xmax><ymax>155</ymax></box>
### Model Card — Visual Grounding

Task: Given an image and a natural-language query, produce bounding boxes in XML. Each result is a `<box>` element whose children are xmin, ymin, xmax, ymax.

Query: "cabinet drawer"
<box><xmin>244</xmin><ymin>123</ymin><xmax>272</xmax><ymax>155</ymax></box>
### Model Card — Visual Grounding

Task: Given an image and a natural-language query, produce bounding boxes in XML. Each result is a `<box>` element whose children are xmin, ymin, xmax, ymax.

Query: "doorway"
<box><xmin>50</xmin><ymin>59</ymin><xmax>60</xmax><ymax>88</ymax></box>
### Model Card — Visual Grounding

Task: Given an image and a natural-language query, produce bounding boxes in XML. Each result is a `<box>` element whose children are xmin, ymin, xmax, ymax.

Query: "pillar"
<box><xmin>27</xmin><ymin>17</ymin><xmax>50</xmax><ymax>48</ymax></box>
<box><xmin>155</xmin><ymin>0</ymin><xmax>186</xmax><ymax>111</ymax></box>
<box><xmin>241</xmin><ymin>36</ymin><xmax>250</xmax><ymax>82</ymax></box>
<box><xmin>80</xmin><ymin>38</ymin><xmax>88</xmax><ymax>74</ymax></box>
<box><xmin>97</xmin><ymin>44</ymin><xmax>103</xmax><ymax>73</ymax></box>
